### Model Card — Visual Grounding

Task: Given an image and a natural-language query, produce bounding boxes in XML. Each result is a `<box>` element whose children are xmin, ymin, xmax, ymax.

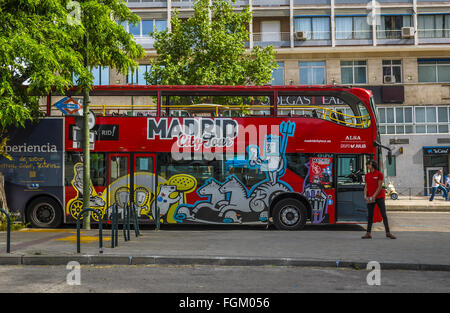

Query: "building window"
<box><xmin>418</xmin><ymin>59</ymin><xmax>450</xmax><ymax>83</ymax></box>
<box><xmin>382</xmin><ymin>60</ymin><xmax>402</xmax><ymax>83</ymax></box>
<box><xmin>418</xmin><ymin>14</ymin><xmax>450</xmax><ymax>38</ymax></box>
<box><xmin>299</xmin><ymin>61</ymin><xmax>326</xmax><ymax>85</ymax></box>
<box><xmin>336</xmin><ymin>16</ymin><xmax>371</xmax><ymax>40</ymax></box>
<box><xmin>271</xmin><ymin>62</ymin><xmax>284</xmax><ymax>85</ymax></box>
<box><xmin>92</xmin><ymin>67</ymin><xmax>109</xmax><ymax>85</ymax></box>
<box><xmin>378</xmin><ymin>106</ymin><xmax>450</xmax><ymax>134</ymax></box>
<box><xmin>128</xmin><ymin>65</ymin><xmax>151</xmax><ymax>85</ymax></box>
<box><xmin>261</xmin><ymin>20</ymin><xmax>281</xmax><ymax>42</ymax></box>
<box><xmin>121</xmin><ymin>19</ymin><xmax>168</xmax><ymax>37</ymax></box>
<box><xmin>341</xmin><ymin>61</ymin><xmax>367</xmax><ymax>84</ymax></box>
<box><xmin>377</xmin><ymin>15</ymin><xmax>412</xmax><ymax>39</ymax></box>
<box><xmin>294</xmin><ymin>17</ymin><xmax>330</xmax><ymax>40</ymax></box>
<box><xmin>72</xmin><ymin>67</ymin><xmax>109</xmax><ymax>86</ymax></box>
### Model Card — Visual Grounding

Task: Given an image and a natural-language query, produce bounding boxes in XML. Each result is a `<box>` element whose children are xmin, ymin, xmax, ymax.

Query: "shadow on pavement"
<box><xmin>59</xmin><ymin>223</ymin><xmax>366</xmax><ymax>232</ymax></box>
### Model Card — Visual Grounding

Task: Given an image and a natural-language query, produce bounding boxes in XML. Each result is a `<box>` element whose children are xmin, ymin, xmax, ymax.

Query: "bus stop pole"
<box><xmin>155</xmin><ymin>153</ymin><xmax>160</xmax><ymax>230</ymax></box>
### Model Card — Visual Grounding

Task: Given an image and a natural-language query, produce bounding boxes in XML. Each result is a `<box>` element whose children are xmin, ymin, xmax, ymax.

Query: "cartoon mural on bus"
<box><xmin>174</xmin><ymin>121</ymin><xmax>296</xmax><ymax>224</ymax></box>
<box><xmin>67</xmin><ymin>163</ymin><xmax>106</xmax><ymax>221</ymax></box>
<box><xmin>66</xmin><ymin>120</ymin><xmax>331</xmax><ymax>225</ymax></box>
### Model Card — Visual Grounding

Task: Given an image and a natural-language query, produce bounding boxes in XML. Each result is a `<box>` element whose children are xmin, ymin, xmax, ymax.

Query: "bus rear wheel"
<box><xmin>27</xmin><ymin>197</ymin><xmax>63</xmax><ymax>228</ymax></box>
<box><xmin>272</xmin><ymin>198</ymin><xmax>307</xmax><ymax>230</ymax></box>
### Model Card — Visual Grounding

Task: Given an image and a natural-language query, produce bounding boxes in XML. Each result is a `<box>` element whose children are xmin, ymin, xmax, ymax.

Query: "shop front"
<box><xmin>423</xmin><ymin>146</ymin><xmax>450</xmax><ymax>196</ymax></box>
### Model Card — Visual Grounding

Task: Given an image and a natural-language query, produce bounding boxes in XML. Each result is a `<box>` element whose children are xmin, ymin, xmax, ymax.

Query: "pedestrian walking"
<box><xmin>361</xmin><ymin>159</ymin><xmax>396</xmax><ymax>239</ymax></box>
<box><xmin>429</xmin><ymin>170</ymin><xmax>449</xmax><ymax>201</ymax></box>
<box><xmin>445</xmin><ymin>174</ymin><xmax>450</xmax><ymax>193</ymax></box>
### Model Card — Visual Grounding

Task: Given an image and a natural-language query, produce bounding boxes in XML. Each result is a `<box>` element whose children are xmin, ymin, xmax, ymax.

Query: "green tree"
<box><xmin>0</xmin><ymin>0</ymin><xmax>85</xmax><ymax>129</ymax></box>
<box><xmin>146</xmin><ymin>0</ymin><xmax>277</xmax><ymax>86</ymax></box>
<box><xmin>73</xmin><ymin>0</ymin><xmax>145</xmax><ymax>228</ymax></box>
<box><xmin>0</xmin><ymin>1</ymin><xmax>144</xmax><ymax>223</ymax></box>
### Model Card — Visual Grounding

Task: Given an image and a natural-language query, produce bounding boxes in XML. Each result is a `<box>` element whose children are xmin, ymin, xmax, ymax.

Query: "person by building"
<box><xmin>445</xmin><ymin>174</ymin><xmax>450</xmax><ymax>193</ymax></box>
<box><xmin>362</xmin><ymin>160</ymin><xmax>396</xmax><ymax>239</ymax></box>
<box><xmin>430</xmin><ymin>170</ymin><xmax>449</xmax><ymax>201</ymax></box>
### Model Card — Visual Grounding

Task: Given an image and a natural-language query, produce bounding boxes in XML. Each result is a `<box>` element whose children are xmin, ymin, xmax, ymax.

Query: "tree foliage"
<box><xmin>146</xmin><ymin>0</ymin><xmax>277</xmax><ymax>86</ymax></box>
<box><xmin>0</xmin><ymin>0</ymin><xmax>144</xmax><ymax>129</ymax></box>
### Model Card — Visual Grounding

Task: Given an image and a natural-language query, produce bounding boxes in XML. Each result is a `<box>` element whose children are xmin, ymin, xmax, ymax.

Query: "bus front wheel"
<box><xmin>27</xmin><ymin>196</ymin><xmax>63</xmax><ymax>228</ymax></box>
<box><xmin>272</xmin><ymin>198</ymin><xmax>307</xmax><ymax>230</ymax></box>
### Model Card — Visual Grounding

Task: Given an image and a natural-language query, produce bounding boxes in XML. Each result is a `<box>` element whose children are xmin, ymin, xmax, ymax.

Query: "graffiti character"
<box><xmin>72</xmin><ymin>163</ymin><xmax>105</xmax><ymax>207</ymax></box>
<box><xmin>248</xmin><ymin>136</ymin><xmax>284</xmax><ymax>185</ymax></box>
<box><xmin>194</xmin><ymin>178</ymin><xmax>227</xmax><ymax>213</ymax></box>
<box><xmin>134</xmin><ymin>186</ymin><xmax>152</xmax><ymax>218</ymax></box>
<box><xmin>156</xmin><ymin>184</ymin><xmax>182</xmax><ymax>219</ymax></box>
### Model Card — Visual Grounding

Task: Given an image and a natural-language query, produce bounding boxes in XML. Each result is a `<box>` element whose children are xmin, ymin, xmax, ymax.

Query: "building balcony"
<box><xmin>253</xmin><ymin>0</ymin><xmax>289</xmax><ymax>6</ymax></box>
<box><xmin>252</xmin><ymin>32</ymin><xmax>291</xmax><ymax>48</ymax></box>
<box><xmin>133</xmin><ymin>36</ymin><xmax>155</xmax><ymax>49</ymax></box>
<box><xmin>171</xmin><ymin>0</ymin><xmax>248</xmax><ymax>8</ymax></box>
<box><xmin>377</xmin><ymin>30</ymin><xmax>414</xmax><ymax>45</ymax></box>
<box><xmin>335</xmin><ymin>30</ymin><xmax>373</xmax><ymax>46</ymax></box>
<box><xmin>294</xmin><ymin>30</ymin><xmax>331</xmax><ymax>46</ymax></box>
<box><xmin>125</xmin><ymin>0</ymin><xmax>168</xmax><ymax>8</ymax></box>
<box><xmin>418</xmin><ymin>29</ymin><xmax>450</xmax><ymax>44</ymax></box>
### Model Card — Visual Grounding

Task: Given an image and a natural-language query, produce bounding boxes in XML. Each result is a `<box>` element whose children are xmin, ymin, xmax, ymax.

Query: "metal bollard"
<box><xmin>127</xmin><ymin>203</ymin><xmax>131</xmax><ymax>240</ymax></box>
<box><xmin>114</xmin><ymin>204</ymin><xmax>119</xmax><ymax>247</ymax></box>
<box><xmin>0</xmin><ymin>208</ymin><xmax>10</xmax><ymax>253</ymax></box>
<box><xmin>123</xmin><ymin>204</ymin><xmax>128</xmax><ymax>242</ymax></box>
<box><xmin>131</xmin><ymin>203</ymin><xmax>140</xmax><ymax>237</ymax></box>
<box><xmin>77</xmin><ymin>208</ymin><xmax>103</xmax><ymax>254</ymax></box>
<box><xmin>111</xmin><ymin>203</ymin><xmax>119</xmax><ymax>248</ymax></box>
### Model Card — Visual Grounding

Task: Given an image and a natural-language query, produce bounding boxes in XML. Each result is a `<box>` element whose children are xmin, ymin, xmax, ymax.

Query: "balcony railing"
<box><xmin>377</xmin><ymin>30</ymin><xmax>403</xmax><ymax>40</ymax></box>
<box><xmin>418</xmin><ymin>29</ymin><xmax>450</xmax><ymax>38</ymax></box>
<box><xmin>336</xmin><ymin>30</ymin><xmax>373</xmax><ymax>40</ymax></box>
<box><xmin>133</xmin><ymin>36</ymin><xmax>155</xmax><ymax>49</ymax></box>
<box><xmin>126</xmin><ymin>0</ymin><xmax>168</xmax><ymax>8</ymax></box>
<box><xmin>252</xmin><ymin>32</ymin><xmax>290</xmax><ymax>47</ymax></box>
<box><xmin>253</xmin><ymin>0</ymin><xmax>289</xmax><ymax>6</ymax></box>
<box><xmin>294</xmin><ymin>30</ymin><xmax>331</xmax><ymax>41</ymax></box>
<box><xmin>171</xmin><ymin>0</ymin><xmax>248</xmax><ymax>7</ymax></box>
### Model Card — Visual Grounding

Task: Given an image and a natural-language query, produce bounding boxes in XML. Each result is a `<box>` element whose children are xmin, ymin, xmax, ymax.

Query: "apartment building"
<box><xmin>49</xmin><ymin>0</ymin><xmax>450</xmax><ymax>195</ymax></box>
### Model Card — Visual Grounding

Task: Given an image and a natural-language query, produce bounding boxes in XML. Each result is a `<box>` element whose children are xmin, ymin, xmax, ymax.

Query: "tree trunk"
<box><xmin>82</xmin><ymin>33</ymin><xmax>91</xmax><ymax>230</ymax></box>
<box><xmin>0</xmin><ymin>172</ymin><xmax>9</xmax><ymax>212</ymax></box>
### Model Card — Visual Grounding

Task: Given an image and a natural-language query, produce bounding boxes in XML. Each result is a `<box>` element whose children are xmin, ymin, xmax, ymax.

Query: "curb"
<box><xmin>1</xmin><ymin>255</ymin><xmax>449</xmax><ymax>271</ymax></box>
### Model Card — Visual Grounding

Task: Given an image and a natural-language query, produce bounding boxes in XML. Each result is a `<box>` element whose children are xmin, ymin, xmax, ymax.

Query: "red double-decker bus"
<box><xmin>2</xmin><ymin>85</ymin><xmax>389</xmax><ymax>229</ymax></box>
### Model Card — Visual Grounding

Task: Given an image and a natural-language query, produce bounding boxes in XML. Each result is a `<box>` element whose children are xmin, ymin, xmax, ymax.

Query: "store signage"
<box><xmin>424</xmin><ymin>147</ymin><xmax>450</xmax><ymax>155</ymax></box>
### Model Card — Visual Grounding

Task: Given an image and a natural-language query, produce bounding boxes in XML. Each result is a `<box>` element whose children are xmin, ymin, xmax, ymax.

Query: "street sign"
<box><xmin>88</xmin><ymin>111</ymin><xmax>96</xmax><ymax>130</ymax></box>
<box><xmin>89</xmin><ymin>131</ymin><xmax>95</xmax><ymax>143</ymax></box>
<box><xmin>72</xmin><ymin>126</ymin><xmax>82</xmax><ymax>142</ymax></box>
<box><xmin>72</xmin><ymin>127</ymin><xmax>95</xmax><ymax>150</ymax></box>
<box><xmin>54</xmin><ymin>97</ymin><xmax>83</xmax><ymax>115</ymax></box>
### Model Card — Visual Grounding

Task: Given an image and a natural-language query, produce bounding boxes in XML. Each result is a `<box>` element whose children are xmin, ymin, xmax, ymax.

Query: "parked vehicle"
<box><xmin>387</xmin><ymin>181</ymin><xmax>399</xmax><ymax>200</ymax></box>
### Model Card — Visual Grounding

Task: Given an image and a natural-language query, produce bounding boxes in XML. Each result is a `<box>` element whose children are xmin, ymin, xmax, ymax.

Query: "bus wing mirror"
<box><xmin>388</xmin><ymin>150</ymin><xmax>393</xmax><ymax>165</ymax></box>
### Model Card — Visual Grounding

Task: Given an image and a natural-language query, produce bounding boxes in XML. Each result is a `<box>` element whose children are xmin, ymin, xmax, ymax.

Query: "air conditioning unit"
<box><xmin>384</xmin><ymin>75</ymin><xmax>396</xmax><ymax>84</ymax></box>
<box><xmin>295</xmin><ymin>31</ymin><xmax>308</xmax><ymax>41</ymax></box>
<box><xmin>401</xmin><ymin>27</ymin><xmax>415</xmax><ymax>39</ymax></box>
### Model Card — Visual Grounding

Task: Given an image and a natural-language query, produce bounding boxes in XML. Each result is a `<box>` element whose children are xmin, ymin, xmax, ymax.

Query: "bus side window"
<box><xmin>337</xmin><ymin>155</ymin><xmax>366</xmax><ymax>185</ymax></box>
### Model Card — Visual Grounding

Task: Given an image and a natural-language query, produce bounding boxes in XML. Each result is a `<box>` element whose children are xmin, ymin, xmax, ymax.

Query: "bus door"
<box><xmin>133</xmin><ymin>154</ymin><xmax>156</xmax><ymax>221</ymax></box>
<box><xmin>336</xmin><ymin>155</ymin><xmax>369</xmax><ymax>222</ymax></box>
<box><xmin>307</xmin><ymin>156</ymin><xmax>336</xmax><ymax>224</ymax></box>
<box><xmin>108</xmin><ymin>154</ymin><xmax>131</xmax><ymax>219</ymax></box>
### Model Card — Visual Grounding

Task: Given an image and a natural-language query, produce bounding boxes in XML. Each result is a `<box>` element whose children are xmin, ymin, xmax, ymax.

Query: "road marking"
<box><xmin>19</xmin><ymin>229</ymin><xmax>75</xmax><ymax>233</ymax></box>
<box><xmin>55</xmin><ymin>235</ymin><xmax>111</xmax><ymax>243</ymax></box>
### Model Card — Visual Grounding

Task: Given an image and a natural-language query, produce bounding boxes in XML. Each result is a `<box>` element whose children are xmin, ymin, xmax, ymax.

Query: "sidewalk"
<box><xmin>1</xmin><ymin>213</ymin><xmax>450</xmax><ymax>271</ymax></box>
<box><xmin>386</xmin><ymin>197</ymin><xmax>450</xmax><ymax>212</ymax></box>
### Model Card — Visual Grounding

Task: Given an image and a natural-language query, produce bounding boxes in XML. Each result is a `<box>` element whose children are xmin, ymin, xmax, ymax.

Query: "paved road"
<box><xmin>0</xmin><ymin>264</ymin><xmax>449</xmax><ymax>293</ymax></box>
